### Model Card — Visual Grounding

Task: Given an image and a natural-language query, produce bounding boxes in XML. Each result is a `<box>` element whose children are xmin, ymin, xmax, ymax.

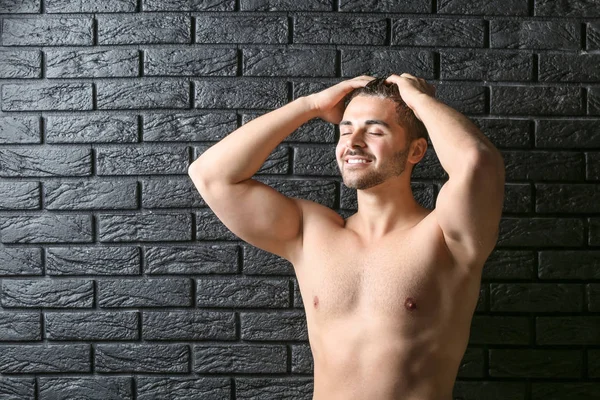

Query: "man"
<box><xmin>188</xmin><ymin>73</ymin><xmax>505</xmax><ymax>400</ymax></box>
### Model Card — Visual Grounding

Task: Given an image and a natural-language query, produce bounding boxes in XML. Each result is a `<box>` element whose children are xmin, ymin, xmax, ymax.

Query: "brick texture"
<box><xmin>0</xmin><ymin>0</ymin><xmax>599</xmax><ymax>399</ymax></box>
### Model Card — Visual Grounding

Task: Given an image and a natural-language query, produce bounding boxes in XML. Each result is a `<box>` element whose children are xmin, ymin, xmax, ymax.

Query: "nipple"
<box><xmin>405</xmin><ymin>297</ymin><xmax>417</xmax><ymax>310</ymax></box>
<box><xmin>313</xmin><ymin>296</ymin><xmax>319</xmax><ymax>308</ymax></box>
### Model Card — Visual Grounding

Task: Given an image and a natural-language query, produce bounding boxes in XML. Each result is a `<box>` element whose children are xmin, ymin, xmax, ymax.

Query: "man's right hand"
<box><xmin>308</xmin><ymin>75</ymin><xmax>376</xmax><ymax>124</ymax></box>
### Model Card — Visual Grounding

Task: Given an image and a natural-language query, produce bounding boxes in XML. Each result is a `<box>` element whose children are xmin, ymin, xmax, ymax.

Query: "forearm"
<box><xmin>412</xmin><ymin>94</ymin><xmax>503</xmax><ymax>176</ymax></box>
<box><xmin>189</xmin><ymin>96</ymin><xmax>319</xmax><ymax>184</ymax></box>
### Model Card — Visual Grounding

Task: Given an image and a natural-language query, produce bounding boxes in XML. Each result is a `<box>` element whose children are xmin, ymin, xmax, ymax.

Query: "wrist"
<box><xmin>410</xmin><ymin>93</ymin><xmax>437</xmax><ymax>110</ymax></box>
<box><xmin>301</xmin><ymin>95</ymin><xmax>321</xmax><ymax>119</ymax></box>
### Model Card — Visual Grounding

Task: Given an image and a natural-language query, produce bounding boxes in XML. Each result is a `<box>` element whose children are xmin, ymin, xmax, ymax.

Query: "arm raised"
<box><xmin>189</xmin><ymin>166</ymin><xmax>305</xmax><ymax>263</ymax></box>
<box><xmin>188</xmin><ymin>95</ymin><xmax>318</xmax><ymax>263</ymax></box>
<box><xmin>434</xmin><ymin>152</ymin><xmax>505</xmax><ymax>269</ymax></box>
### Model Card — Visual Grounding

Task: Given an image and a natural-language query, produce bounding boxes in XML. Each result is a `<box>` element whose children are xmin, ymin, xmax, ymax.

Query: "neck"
<box><xmin>348</xmin><ymin>178</ymin><xmax>429</xmax><ymax>241</ymax></box>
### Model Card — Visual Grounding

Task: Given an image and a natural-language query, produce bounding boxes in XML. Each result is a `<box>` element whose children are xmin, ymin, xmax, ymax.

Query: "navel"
<box><xmin>405</xmin><ymin>297</ymin><xmax>417</xmax><ymax>311</ymax></box>
<box><xmin>313</xmin><ymin>295</ymin><xmax>319</xmax><ymax>308</ymax></box>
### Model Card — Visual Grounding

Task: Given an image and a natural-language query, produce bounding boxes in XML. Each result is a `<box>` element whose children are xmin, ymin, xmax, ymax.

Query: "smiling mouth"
<box><xmin>345</xmin><ymin>160</ymin><xmax>373</xmax><ymax>166</ymax></box>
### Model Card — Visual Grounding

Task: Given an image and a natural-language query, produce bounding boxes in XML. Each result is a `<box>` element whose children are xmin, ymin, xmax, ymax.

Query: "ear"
<box><xmin>409</xmin><ymin>138</ymin><xmax>427</xmax><ymax>162</ymax></box>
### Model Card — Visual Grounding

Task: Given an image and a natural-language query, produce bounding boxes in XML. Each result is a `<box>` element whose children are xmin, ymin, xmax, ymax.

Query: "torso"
<box><xmin>291</xmin><ymin>202</ymin><xmax>484</xmax><ymax>400</ymax></box>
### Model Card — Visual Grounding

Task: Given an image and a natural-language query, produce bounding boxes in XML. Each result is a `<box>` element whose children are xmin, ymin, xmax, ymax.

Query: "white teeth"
<box><xmin>347</xmin><ymin>159</ymin><xmax>370</xmax><ymax>164</ymax></box>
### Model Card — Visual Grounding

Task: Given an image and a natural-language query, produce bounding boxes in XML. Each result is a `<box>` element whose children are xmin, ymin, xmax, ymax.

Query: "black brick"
<box><xmin>196</xmin><ymin>277</ymin><xmax>289</xmax><ymax>307</ymax></box>
<box><xmin>142</xmin><ymin>310</ymin><xmax>235</xmax><ymax>340</ymax></box>
<box><xmin>0</xmin><ymin>214</ymin><xmax>93</xmax><ymax>244</ymax></box>
<box><xmin>0</xmin><ymin>247</ymin><xmax>43</xmax><ymax>276</ymax></box>
<box><xmin>46</xmin><ymin>115</ymin><xmax>138</xmax><ymax>143</ymax></box>
<box><xmin>535</xmin><ymin>0</ymin><xmax>600</xmax><ymax>17</ymax></box>
<box><xmin>0</xmin><ymin>344</ymin><xmax>91</xmax><ymax>373</ymax></box>
<box><xmin>193</xmin><ymin>344</ymin><xmax>287</xmax><ymax>373</ymax></box>
<box><xmin>0</xmin><ymin>377</ymin><xmax>35</xmax><ymax>399</ymax></box>
<box><xmin>98</xmin><ymin>278</ymin><xmax>192</xmax><ymax>307</ymax></box>
<box><xmin>0</xmin><ymin>0</ymin><xmax>39</xmax><ymax>13</ymax></box>
<box><xmin>144</xmin><ymin>0</ymin><xmax>233</xmax><ymax>11</ymax></box>
<box><xmin>0</xmin><ymin>181</ymin><xmax>40</xmax><ymax>211</ymax></box>
<box><xmin>0</xmin><ymin>116</ymin><xmax>40</xmax><ymax>144</ymax></box>
<box><xmin>45</xmin><ymin>311</ymin><xmax>139</xmax><ymax>340</ymax></box>
<box><xmin>539</xmin><ymin>251</ymin><xmax>600</xmax><ymax>280</ymax></box>
<box><xmin>539</xmin><ymin>54</ymin><xmax>600</xmax><ymax>82</ymax></box>
<box><xmin>144</xmin><ymin>245</ymin><xmax>238</xmax><ymax>275</ymax></box>
<box><xmin>440</xmin><ymin>50</ymin><xmax>532</xmax><ymax>81</ymax></box>
<box><xmin>96</xmin><ymin>145</ymin><xmax>188</xmax><ymax>175</ymax></box>
<box><xmin>96</xmin><ymin>81</ymin><xmax>189</xmax><ymax>110</ymax></box>
<box><xmin>489</xmin><ymin>349</ymin><xmax>582</xmax><ymax>378</ymax></box>
<box><xmin>46</xmin><ymin>49</ymin><xmax>138</xmax><ymax>78</ymax></box>
<box><xmin>46</xmin><ymin>246</ymin><xmax>140</xmax><ymax>275</ymax></box>
<box><xmin>136</xmin><ymin>377</ymin><xmax>230</xmax><ymax>399</ymax></box>
<box><xmin>39</xmin><ymin>377</ymin><xmax>133</xmax><ymax>400</ymax></box>
<box><xmin>95</xmin><ymin>344</ymin><xmax>189</xmax><ymax>373</ymax></box>
<box><xmin>438</xmin><ymin>0</ymin><xmax>528</xmax><ymax>15</ymax></box>
<box><xmin>481</xmin><ymin>250</ymin><xmax>534</xmax><ymax>280</ymax></box>
<box><xmin>392</xmin><ymin>18</ymin><xmax>485</xmax><ymax>47</ymax></box>
<box><xmin>536</xmin><ymin>184</ymin><xmax>600</xmax><ymax>213</ymax></box>
<box><xmin>44</xmin><ymin>180</ymin><xmax>138</xmax><ymax>210</ymax></box>
<box><xmin>341</xmin><ymin>49</ymin><xmax>435</xmax><ymax>79</ymax></box>
<box><xmin>0</xmin><ymin>50</ymin><xmax>41</xmax><ymax>78</ymax></box>
<box><xmin>490</xmin><ymin>283</ymin><xmax>583</xmax><ymax>312</ymax></box>
<box><xmin>535</xmin><ymin>119</ymin><xmax>600</xmax><ymax>148</ymax></box>
<box><xmin>491</xmin><ymin>86</ymin><xmax>583</xmax><ymax>115</ymax></box>
<box><xmin>499</xmin><ymin>151</ymin><xmax>584</xmax><ymax>181</ymax></box>
<box><xmin>143</xmin><ymin>112</ymin><xmax>235</xmax><ymax>142</ymax></box>
<box><xmin>497</xmin><ymin>217</ymin><xmax>584</xmax><ymax>247</ymax></box>
<box><xmin>536</xmin><ymin>316</ymin><xmax>600</xmax><ymax>345</ymax></box>
<box><xmin>197</xmin><ymin>15</ymin><xmax>287</xmax><ymax>44</ymax></box>
<box><xmin>145</xmin><ymin>48</ymin><xmax>236</xmax><ymax>76</ymax></box>
<box><xmin>98</xmin><ymin>213</ymin><xmax>192</xmax><ymax>242</ymax></box>
<box><xmin>0</xmin><ymin>147</ymin><xmax>92</xmax><ymax>177</ymax></box>
<box><xmin>490</xmin><ymin>20</ymin><xmax>580</xmax><ymax>50</ymax></box>
<box><xmin>241</xmin><ymin>310</ymin><xmax>307</xmax><ymax>340</ymax></box>
<box><xmin>0</xmin><ymin>312</ymin><xmax>41</xmax><ymax>341</ymax></box>
<box><xmin>1</xmin><ymin>17</ymin><xmax>93</xmax><ymax>46</ymax></box>
<box><xmin>46</xmin><ymin>0</ymin><xmax>136</xmax><ymax>13</ymax></box>
<box><xmin>295</xmin><ymin>16</ymin><xmax>387</xmax><ymax>45</ymax></box>
<box><xmin>1</xmin><ymin>279</ymin><xmax>94</xmax><ymax>308</ymax></box>
<box><xmin>97</xmin><ymin>15</ymin><xmax>191</xmax><ymax>45</ymax></box>
<box><xmin>194</xmin><ymin>79</ymin><xmax>287</xmax><ymax>109</ymax></box>
<box><xmin>243</xmin><ymin>47</ymin><xmax>336</xmax><ymax>77</ymax></box>
<box><xmin>2</xmin><ymin>83</ymin><xmax>93</xmax><ymax>111</ymax></box>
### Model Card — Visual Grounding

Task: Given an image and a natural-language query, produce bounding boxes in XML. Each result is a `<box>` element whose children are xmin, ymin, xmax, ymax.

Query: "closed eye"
<box><xmin>341</xmin><ymin>133</ymin><xmax>382</xmax><ymax>136</ymax></box>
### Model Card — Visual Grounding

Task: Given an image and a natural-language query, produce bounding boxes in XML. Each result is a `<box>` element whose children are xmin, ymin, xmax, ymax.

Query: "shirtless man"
<box><xmin>188</xmin><ymin>73</ymin><xmax>505</xmax><ymax>400</ymax></box>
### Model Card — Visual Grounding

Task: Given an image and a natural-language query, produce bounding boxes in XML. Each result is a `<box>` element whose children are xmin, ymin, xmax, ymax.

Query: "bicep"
<box><xmin>435</xmin><ymin>155</ymin><xmax>505</xmax><ymax>267</ymax></box>
<box><xmin>189</xmin><ymin>172</ymin><xmax>303</xmax><ymax>263</ymax></box>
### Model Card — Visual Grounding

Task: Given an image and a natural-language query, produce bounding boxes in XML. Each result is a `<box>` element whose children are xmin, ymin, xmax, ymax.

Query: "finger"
<box><xmin>353</xmin><ymin>75</ymin><xmax>375</xmax><ymax>80</ymax></box>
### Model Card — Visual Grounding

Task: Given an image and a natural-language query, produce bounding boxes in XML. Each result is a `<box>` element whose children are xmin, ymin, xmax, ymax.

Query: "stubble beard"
<box><xmin>340</xmin><ymin>148</ymin><xmax>410</xmax><ymax>190</ymax></box>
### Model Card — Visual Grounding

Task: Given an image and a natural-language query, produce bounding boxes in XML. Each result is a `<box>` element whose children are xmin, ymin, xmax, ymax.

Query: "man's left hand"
<box><xmin>385</xmin><ymin>73</ymin><xmax>436</xmax><ymax>121</ymax></box>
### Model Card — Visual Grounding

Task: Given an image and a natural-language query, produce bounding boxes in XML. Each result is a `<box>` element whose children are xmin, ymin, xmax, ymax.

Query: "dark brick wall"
<box><xmin>0</xmin><ymin>0</ymin><xmax>599</xmax><ymax>399</ymax></box>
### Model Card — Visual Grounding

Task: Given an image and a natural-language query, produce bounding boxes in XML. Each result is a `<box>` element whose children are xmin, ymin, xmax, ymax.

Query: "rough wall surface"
<box><xmin>1</xmin><ymin>0</ymin><xmax>600</xmax><ymax>399</ymax></box>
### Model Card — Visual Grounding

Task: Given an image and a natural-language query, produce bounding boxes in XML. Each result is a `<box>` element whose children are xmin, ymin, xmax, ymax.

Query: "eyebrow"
<box><xmin>339</xmin><ymin>119</ymin><xmax>391</xmax><ymax>129</ymax></box>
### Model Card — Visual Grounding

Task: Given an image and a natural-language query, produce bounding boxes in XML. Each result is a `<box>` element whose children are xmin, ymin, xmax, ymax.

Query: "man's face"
<box><xmin>335</xmin><ymin>95</ymin><xmax>412</xmax><ymax>190</ymax></box>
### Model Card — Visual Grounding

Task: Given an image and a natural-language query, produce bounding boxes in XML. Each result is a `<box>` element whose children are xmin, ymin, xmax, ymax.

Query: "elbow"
<box><xmin>187</xmin><ymin>160</ymin><xmax>201</xmax><ymax>176</ymax></box>
<box><xmin>469</xmin><ymin>146</ymin><xmax>504</xmax><ymax>170</ymax></box>
<box><xmin>188</xmin><ymin>159</ymin><xmax>212</xmax><ymax>185</ymax></box>
<box><xmin>468</xmin><ymin>149</ymin><xmax>505</xmax><ymax>185</ymax></box>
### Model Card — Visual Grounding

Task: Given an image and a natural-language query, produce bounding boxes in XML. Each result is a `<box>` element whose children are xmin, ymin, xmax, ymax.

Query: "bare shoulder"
<box><xmin>294</xmin><ymin>198</ymin><xmax>344</xmax><ymax>232</ymax></box>
<box><xmin>281</xmin><ymin>197</ymin><xmax>341</xmax><ymax>266</ymax></box>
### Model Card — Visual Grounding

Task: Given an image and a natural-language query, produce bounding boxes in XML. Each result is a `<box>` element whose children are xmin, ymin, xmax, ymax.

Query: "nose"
<box><xmin>343</xmin><ymin>130</ymin><xmax>366</xmax><ymax>149</ymax></box>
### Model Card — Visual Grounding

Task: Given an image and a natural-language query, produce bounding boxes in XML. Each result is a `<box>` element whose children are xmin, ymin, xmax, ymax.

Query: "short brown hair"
<box><xmin>343</xmin><ymin>77</ymin><xmax>429</xmax><ymax>145</ymax></box>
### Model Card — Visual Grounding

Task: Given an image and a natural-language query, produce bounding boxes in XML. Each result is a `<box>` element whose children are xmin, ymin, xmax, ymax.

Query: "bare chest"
<box><xmin>294</xmin><ymin>215</ymin><xmax>474</xmax><ymax>337</ymax></box>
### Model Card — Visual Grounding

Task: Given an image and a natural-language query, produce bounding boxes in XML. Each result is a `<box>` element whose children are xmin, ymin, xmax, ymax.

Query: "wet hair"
<box><xmin>342</xmin><ymin>77</ymin><xmax>429</xmax><ymax>146</ymax></box>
